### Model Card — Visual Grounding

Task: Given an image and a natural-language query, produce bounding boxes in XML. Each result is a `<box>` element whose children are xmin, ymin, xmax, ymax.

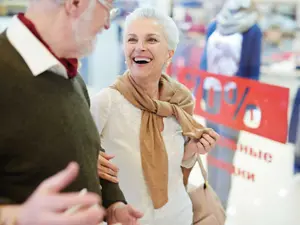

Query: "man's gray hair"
<box><xmin>123</xmin><ymin>8</ymin><xmax>180</xmax><ymax>51</ymax></box>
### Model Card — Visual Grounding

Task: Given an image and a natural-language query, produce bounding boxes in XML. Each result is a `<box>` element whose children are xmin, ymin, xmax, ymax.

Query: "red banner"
<box><xmin>175</xmin><ymin>67</ymin><xmax>289</xmax><ymax>143</ymax></box>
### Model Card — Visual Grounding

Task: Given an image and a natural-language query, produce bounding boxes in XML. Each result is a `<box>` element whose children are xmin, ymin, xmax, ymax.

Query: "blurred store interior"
<box><xmin>0</xmin><ymin>0</ymin><xmax>300</xmax><ymax>224</ymax></box>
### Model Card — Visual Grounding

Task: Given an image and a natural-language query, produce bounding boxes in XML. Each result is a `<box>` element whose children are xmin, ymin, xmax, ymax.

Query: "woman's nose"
<box><xmin>136</xmin><ymin>41</ymin><xmax>146</xmax><ymax>51</ymax></box>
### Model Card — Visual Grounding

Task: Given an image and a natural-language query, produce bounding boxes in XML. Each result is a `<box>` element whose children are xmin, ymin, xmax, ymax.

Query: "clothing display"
<box><xmin>199</xmin><ymin>0</ymin><xmax>262</xmax><ymax>208</ymax></box>
<box><xmin>216</xmin><ymin>0</ymin><xmax>258</xmax><ymax>35</ymax></box>
<box><xmin>201</xmin><ymin>21</ymin><xmax>262</xmax><ymax>81</ymax></box>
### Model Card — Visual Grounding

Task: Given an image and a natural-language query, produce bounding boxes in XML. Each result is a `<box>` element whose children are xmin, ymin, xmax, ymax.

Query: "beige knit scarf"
<box><xmin>111</xmin><ymin>71</ymin><xmax>210</xmax><ymax>209</ymax></box>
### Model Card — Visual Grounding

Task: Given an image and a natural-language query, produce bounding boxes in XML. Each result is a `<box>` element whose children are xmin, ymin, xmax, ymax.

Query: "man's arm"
<box><xmin>99</xmin><ymin>148</ymin><xmax>127</xmax><ymax>209</ymax></box>
<box><xmin>81</xmin><ymin>76</ymin><xmax>127</xmax><ymax>208</ymax></box>
<box><xmin>0</xmin><ymin>197</ymin><xmax>14</xmax><ymax>205</ymax></box>
<box><xmin>100</xmin><ymin>178</ymin><xmax>127</xmax><ymax>208</ymax></box>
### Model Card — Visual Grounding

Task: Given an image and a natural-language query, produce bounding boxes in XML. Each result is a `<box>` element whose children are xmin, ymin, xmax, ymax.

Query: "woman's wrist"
<box><xmin>182</xmin><ymin>137</ymin><xmax>195</xmax><ymax>160</ymax></box>
<box><xmin>184</xmin><ymin>136</ymin><xmax>191</xmax><ymax>146</ymax></box>
<box><xmin>181</xmin><ymin>153</ymin><xmax>197</xmax><ymax>168</ymax></box>
<box><xmin>0</xmin><ymin>205</ymin><xmax>21</xmax><ymax>225</ymax></box>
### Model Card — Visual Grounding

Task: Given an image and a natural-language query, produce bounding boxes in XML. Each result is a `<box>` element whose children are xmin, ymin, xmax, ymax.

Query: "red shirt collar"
<box><xmin>17</xmin><ymin>13</ymin><xmax>78</xmax><ymax>78</ymax></box>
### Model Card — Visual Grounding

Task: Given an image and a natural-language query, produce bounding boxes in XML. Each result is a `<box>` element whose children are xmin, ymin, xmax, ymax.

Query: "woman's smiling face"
<box><xmin>124</xmin><ymin>18</ymin><xmax>174</xmax><ymax>80</ymax></box>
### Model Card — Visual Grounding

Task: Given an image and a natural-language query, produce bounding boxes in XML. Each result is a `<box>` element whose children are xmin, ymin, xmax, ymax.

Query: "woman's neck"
<box><xmin>145</xmin><ymin>82</ymin><xmax>160</xmax><ymax>99</ymax></box>
<box><xmin>133</xmin><ymin>76</ymin><xmax>160</xmax><ymax>99</ymax></box>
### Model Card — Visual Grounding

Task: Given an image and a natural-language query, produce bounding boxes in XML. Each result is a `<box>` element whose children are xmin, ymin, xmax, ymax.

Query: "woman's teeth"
<box><xmin>133</xmin><ymin>57</ymin><xmax>151</xmax><ymax>64</ymax></box>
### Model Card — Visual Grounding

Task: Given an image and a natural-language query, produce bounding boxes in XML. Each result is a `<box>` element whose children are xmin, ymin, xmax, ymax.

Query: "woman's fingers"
<box><xmin>208</xmin><ymin>129</ymin><xmax>220</xmax><ymax>141</ymax></box>
<box><xmin>196</xmin><ymin>137</ymin><xmax>211</xmax><ymax>153</ymax></box>
<box><xmin>98</xmin><ymin>170</ymin><xmax>118</xmax><ymax>183</ymax></box>
<box><xmin>98</xmin><ymin>154</ymin><xmax>119</xmax><ymax>173</ymax></box>
<box><xmin>98</xmin><ymin>166</ymin><xmax>118</xmax><ymax>177</ymax></box>
<box><xmin>202</xmin><ymin>134</ymin><xmax>216</xmax><ymax>147</ymax></box>
<box><xmin>99</xmin><ymin>151</ymin><xmax>115</xmax><ymax>160</ymax></box>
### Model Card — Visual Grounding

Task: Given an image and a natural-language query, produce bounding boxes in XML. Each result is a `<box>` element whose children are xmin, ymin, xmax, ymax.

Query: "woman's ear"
<box><xmin>167</xmin><ymin>50</ymin><xmax>174</xmax><ymax>61</ymax></box>
<box><xmin>165</xmin><ymin>50</ymin><xmax>174</xmax><ymax>68</ymax></box>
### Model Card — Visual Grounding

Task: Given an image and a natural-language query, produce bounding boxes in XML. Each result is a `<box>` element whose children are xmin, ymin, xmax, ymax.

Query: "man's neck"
<box><xmin>19</xmin><ymin>12</ymin><xmax>79</xmax><ymax>77</ymax></box>
<box><xmin>24</xmin><ymin>12</ymin><xmax>69</xmax><ymax>58</ymax></box>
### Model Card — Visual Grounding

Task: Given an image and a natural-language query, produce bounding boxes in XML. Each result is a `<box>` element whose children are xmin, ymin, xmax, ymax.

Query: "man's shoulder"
<box><xmin>0</xmin><ymin>33</ymin><xmax>14</xmax><ymax>73</ymax></box>
<box><xmin>73</xmin><ymin>74</ymin><xmax>92</xmax><ymax>106</ymax></box>
<box><xmin>0</xmin><ymin>32</ymin><xmax>8</xmax><ymax>62</ymax></box>
<box><xmin>0</xmin><ymin>31</ymin><xmax>24</xmax><ymax>70</ymax></box>
<box><xmin>0</xmin><ymin>31</ymin><xmax>11</xmax><ymax>54</ymax></box>
<box><xmin>0</xmin><ymin>31</ymin><xmax>7</xmax><ymax>42</ymax></box>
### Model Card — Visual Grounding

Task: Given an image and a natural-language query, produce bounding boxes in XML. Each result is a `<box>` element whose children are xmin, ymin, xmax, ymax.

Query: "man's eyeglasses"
<box><xmin>98</xmin><ymin>0</ymin><xmax>119</xmax><ymax>21</ymax></box>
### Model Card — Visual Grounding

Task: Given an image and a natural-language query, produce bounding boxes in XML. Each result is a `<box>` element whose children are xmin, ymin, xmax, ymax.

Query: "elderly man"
<box><xmin>0</xmin><ymin>0</ymin><xmax>142</xmax><ymax>224</ymax></box>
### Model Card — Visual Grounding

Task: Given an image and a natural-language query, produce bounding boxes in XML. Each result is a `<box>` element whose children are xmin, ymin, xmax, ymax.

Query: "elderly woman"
<box><xmin>91</xmin><ymin>8</ymin><xmax>219</xmax><ymax>225</ymax></box>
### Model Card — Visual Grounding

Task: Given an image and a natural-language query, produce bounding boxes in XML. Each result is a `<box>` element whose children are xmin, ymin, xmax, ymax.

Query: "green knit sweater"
<box><xmin>0</xmin><ymin>33</ymin><xmax>125</xmax><ymax>208</ymax></box>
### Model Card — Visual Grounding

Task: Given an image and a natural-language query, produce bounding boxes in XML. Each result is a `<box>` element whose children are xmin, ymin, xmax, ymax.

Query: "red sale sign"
<box><xmin>175</xmin><ymin>67</ymin><xmax>289</xmax><ymax>143</ymax></box>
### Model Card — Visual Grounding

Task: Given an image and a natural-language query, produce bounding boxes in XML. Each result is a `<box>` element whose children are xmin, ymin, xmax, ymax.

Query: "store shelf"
<box><xmin>255</xmin><ymin>0</ymin><xmax>298</xmax><ymax>3</ymax></box>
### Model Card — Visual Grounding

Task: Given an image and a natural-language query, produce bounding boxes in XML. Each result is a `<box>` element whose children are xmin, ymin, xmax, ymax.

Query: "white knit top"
<box><xmin>91</xmin><ymin>88</ymin><xmax>192</xmax><ymax>225</ymax></box>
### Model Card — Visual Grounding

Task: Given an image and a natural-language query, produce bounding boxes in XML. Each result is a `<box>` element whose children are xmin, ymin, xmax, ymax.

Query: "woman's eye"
<box><xmin>148</xmin><ymin>38</ymin><xmax>158</xmax><ymax>43</ymax></box>
<box><xmin>128</xmin><ymin>38</ymin><xmax>137</xmax><ymax>42</ymax></box>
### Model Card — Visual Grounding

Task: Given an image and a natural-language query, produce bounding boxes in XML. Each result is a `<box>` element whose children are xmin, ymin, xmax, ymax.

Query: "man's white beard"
<box><xmin>71</xmin><ymin>0</ymin><xmax>98</xmax><ymax>57</ymax></box>
<box><xmin>76</xmin><ymin>35</ymin><xmax>97</xmax><ymax>57</ymax></box>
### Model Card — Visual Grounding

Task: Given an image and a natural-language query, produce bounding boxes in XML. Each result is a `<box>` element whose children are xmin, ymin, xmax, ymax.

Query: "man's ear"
<box><xmin>64</xmin><ymin>0</ymin><xmax>88</xmax><ymax>18</ymax></box>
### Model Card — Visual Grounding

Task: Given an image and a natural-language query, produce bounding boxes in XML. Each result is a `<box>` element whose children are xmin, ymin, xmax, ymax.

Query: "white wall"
<box><xmin>87</xmin><ymin>23</ymin><xmax>121</xmax><ymax>93</ymax></box>
<box><xmin>0</xmin><ymin>16</ymin><xmax>11</xmax><ymax>32</ymax></box>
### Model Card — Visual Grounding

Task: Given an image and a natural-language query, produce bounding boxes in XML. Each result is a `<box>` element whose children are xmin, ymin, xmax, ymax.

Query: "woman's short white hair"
<box><xmin>123</xmin><ymin>8</ymin><xmax>180</xmax><ymax>51</ymax></box>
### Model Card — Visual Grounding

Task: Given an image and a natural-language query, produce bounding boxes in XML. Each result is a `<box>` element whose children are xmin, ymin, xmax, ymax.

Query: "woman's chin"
<box><xmin>129</xmin><ymin>68</ymin><xmax>152</xmax><ymax>77</ymax></box>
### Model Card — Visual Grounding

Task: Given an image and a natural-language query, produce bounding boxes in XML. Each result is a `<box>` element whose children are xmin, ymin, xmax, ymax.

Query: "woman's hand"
<box><xmin>98</xmin><ymin>151</ymin><xmax>119</xmax><ymax>183</ymax></box>
<box><xmin>183</xmin><ymin>130</ymin><xmax>219</xmax><ymax>161</ymax></box>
